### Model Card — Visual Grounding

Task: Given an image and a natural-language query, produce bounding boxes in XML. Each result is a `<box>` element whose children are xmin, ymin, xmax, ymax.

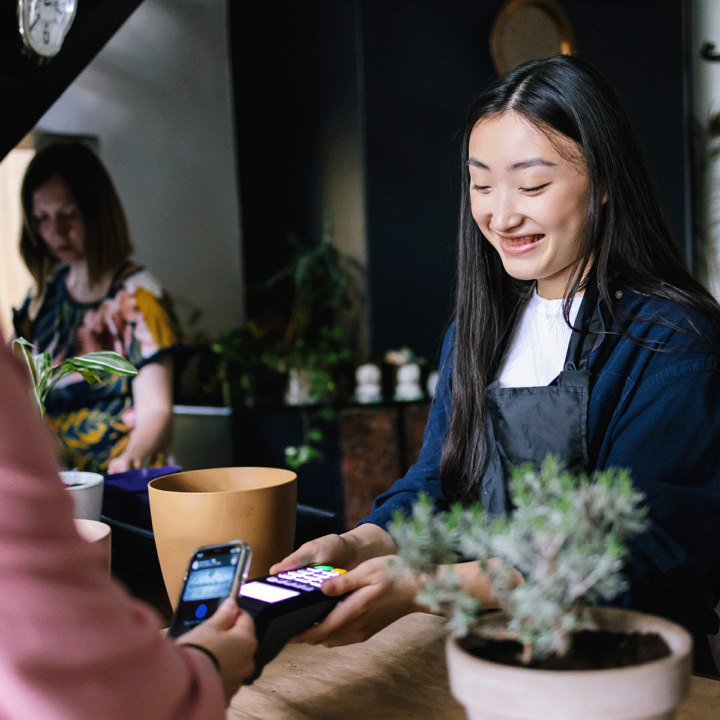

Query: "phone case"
<box><xmin>168</xmin><ymin>540</ymin><xmax>252</xmax><ymax>638</ymax></box>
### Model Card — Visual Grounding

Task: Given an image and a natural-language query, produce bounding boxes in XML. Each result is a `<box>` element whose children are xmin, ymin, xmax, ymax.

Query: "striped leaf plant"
<box><xmin>12</xmin><ymin>337</ymin><xmax>138</xmax><ymax>417</ymax></box>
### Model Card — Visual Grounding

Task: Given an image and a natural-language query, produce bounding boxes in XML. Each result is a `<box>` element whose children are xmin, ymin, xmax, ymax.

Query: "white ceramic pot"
<box><xmin>284</xmin><ymin>368</ymin><xmax>313</xmax><ymax>405</ymax></box>
<box><xmin>284</xmin><ymin>368</ymin><xmax>334</xmax><ymax>406</ymax></box>
<box><xmin>60</xmin><ymin>471</ymin><xmax>105</xmax><ymax>521</ymax></box>
<box><xmin>445</xmin><ymin>607</ymin><xmax>692</xmax><ymax>720</ymax></box>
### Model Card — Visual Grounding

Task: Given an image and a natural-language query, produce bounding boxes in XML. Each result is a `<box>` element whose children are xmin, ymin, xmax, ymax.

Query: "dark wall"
<box><xmin>230</xmin><ymin>0</ymin><xmax>689</xmax><ymax>362</ymax></box>
<box><xmin>563</xmin><ymin>0</ymin><xmax>688</xmax><ymax>258</ymax></box>
<box><xmin>229</xmin><ymin>1</ymin><xmax>360</xmax><ymax>324</ymax></box>
<box><xmin>360</xmin><ymin>0</ymin><xmax>689</xmax><ymax>360</ymax></box>
<box><xmin>360</xmin><ymin>0</ymin><xmax>499</xmax><ymax>361</ymax></box>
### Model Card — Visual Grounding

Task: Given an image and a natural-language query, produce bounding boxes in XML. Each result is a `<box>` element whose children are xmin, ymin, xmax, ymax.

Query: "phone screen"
<box><xmin>240</xmin><ymin>580</ymin><xmax>301</xmax><ymax>603</ymax></box>
<box><xmin>169</xmin><ymin>543</ymin><xmax>250</xmax><ymax>637</ymax></box>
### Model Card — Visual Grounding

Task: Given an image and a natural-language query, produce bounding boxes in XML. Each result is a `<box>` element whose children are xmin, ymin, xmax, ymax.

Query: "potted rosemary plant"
<box><xmin>389</xmin><ymin>456</ymin><xmax>692</xmax><ymax>720</ymax></box>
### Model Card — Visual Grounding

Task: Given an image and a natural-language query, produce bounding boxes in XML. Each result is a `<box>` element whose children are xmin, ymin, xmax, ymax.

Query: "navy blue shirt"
<box><xmin>360</xmin><ymin>289</ymin><xmax>720</xmax><ymax>672</ymax></box>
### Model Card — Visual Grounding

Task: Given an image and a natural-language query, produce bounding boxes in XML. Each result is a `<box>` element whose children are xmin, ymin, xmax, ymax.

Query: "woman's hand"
<box><xmin>290</xmin><ymin>555</ymin><xmax>424</xmax><ymax>647</ymax></box>
<box><xmin>271</xmin><ymin>523</ymin><xmax>399</xmax><ymax>575</ymax></box>
<box><xmin>270</xmin><ymin>526</ymin><xmax>413</xmax><ymax>647</ymax></box>
<box><xmin>106</xmin><ymin>443</ymin><xmax>153</xmax><ymax>474</ymax></box>
<box><xmin>270</xmin><ymin>534</ymin><xmax>359</xmax><ymax>574</ymax></box>
<box><xmin>178</xmin><ymin>597</ymin><xmax>258</xmax><ymax>702</ymax></box>
<box><xmin>107</xmin><ymin>454</ymin><xmax>137</xmax><ymax>474</ymax></box>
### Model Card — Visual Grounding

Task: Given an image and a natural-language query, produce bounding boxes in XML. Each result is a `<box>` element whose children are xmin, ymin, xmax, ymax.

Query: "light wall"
<box><xmin>0</xmin><ymin>149</ymin><xmax>34</xmax><ymax>338</ymax></box>
<box><xmin>691</xmin><ymin>0</ymin><xmax>720</xmax><ymax>297</ymax></box>
<box><xmin>35</xmin><ymin>0</ymin><xmax>244</xmax><ymax>340</ymax></box>
<box><xmin>321</xmin><ymin>105</ymin><xmax>368</xmax><ymax>356</ymax></box>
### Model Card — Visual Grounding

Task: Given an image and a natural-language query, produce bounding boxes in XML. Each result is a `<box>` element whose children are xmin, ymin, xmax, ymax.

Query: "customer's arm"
<box><xmin>0</xmin><ymin>335</ymin><xmax>254</xmax><ymax>720</ymax></box>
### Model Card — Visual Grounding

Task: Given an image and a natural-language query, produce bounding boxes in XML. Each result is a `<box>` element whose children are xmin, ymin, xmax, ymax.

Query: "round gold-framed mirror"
<box><xmin>490</xmin><ymin>0</ymin><xmax>576</xmax><ymax>76</ymax></box>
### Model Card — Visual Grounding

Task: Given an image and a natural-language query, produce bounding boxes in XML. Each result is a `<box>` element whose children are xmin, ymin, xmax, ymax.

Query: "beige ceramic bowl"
<box><xmin>148</xmin><ymin>467</ymin><xmax>297</xmax><ymax>608</ymax></box>
<box><xmin>73</xmin><ymin>518</ymin><xmax>112</xmax><ymax>574</ymax></box>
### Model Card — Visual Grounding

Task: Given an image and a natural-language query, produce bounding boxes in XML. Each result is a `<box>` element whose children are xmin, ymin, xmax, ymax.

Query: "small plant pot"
<box><xmin>285</xmin><ymin>368</ymin><xmax>314</xmax><ymax>405</ymax></box>
<box><xmin>445</xmin><ymin>607</ymin><xmax>692</xmax><ymax>720</ymax></box>
<box><xmin>284</xmin><ymin>368</ymin><xmax>334</xmax><ymax>406</ymax></box>
<box><xmin>60</xmin><ymin>471</ymin><xmax>105</xmax><ymax>521</ymax></box>
<box><xmin>148</xmin><ymin>467</ymin><xmax>297</xmax><ymax>608</ymax></box>
<box><xmin>73</xmin><ymin>518</ymin><xmax>112</xmax><ymax>574</ymax></box>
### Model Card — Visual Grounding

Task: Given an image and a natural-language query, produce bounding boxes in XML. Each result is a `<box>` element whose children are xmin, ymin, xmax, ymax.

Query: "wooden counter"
<box><xmin>228</xmin><ymin>613</ymin><xmax>720</xmax><ymax>719</ymax></box>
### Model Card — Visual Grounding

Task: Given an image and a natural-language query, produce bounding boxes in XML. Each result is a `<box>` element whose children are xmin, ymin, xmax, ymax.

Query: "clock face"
<box><xmin>18</xmin><ymin>0</ymin><xmax>78</xmax><ymax>60</ymax></box>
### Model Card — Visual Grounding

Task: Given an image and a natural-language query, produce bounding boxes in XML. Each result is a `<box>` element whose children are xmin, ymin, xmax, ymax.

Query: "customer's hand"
<box><xmin>178</xmin><ymin>598</ymin><xmax>257</xmax><ymax>702</ymax></box>
<box><xmin>290</xmin><ymin>555</ymin><xmax>425</xmax><ymax>647</ymax></box>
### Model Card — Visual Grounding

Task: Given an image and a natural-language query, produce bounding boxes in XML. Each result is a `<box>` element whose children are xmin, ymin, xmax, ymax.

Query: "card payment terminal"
<box><xmin>237</xmin><ymin>565</ymin><xmax>346</xmax><ymax>683</ymax></box>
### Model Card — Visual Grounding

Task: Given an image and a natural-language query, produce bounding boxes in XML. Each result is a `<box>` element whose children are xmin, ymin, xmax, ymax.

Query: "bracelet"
<box><xmin>182</xmin><ymin>643</ymin><xmax>221</xmax><ymax>674</ymax></box>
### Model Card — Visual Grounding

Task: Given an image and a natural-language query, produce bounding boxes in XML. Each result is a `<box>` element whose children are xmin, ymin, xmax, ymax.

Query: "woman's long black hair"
<box><xmin>441</xmin><ymin>54</ymin><xmax>720</xmax><ymax>503</ymax></box>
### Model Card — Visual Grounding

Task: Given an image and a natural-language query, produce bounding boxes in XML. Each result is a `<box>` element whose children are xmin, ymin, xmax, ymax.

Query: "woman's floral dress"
<box><xmin>13</xmin><ymin>265</ymin><xmax>182</xmax><ymax>473</ymax></box>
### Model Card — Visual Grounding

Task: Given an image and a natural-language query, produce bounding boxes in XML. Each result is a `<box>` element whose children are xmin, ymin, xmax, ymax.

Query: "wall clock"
<box><xmin>490</xmin><ymin>0</ymin><xmax>576</xmax><ymax>76</ymax></box>
<box><xmin>17</xmin><ymin>0</ymin><xmax>78</xmax><ymax>63</ymax></box>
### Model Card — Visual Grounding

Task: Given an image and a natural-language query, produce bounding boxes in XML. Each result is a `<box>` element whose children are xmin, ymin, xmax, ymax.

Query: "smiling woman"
<box><xmin>467</xmin><ymin>112</ymin><xmax>591</xmax><ymax>299</ymax></box>
<box><xmin>271</xmin><ymin>54</ymin><xmax>720</xmax><ymax>677</ymax></box>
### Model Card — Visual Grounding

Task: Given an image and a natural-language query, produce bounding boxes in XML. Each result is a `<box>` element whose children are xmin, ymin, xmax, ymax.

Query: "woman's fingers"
<box><xmin>269</xmin><ymin>534</ymin><xmax>351</xmax><ymax>574</ymax></box>
<box><xmin>290</xmin><ymin>556</ymin><xmax>421</xmax><ymax>647</ymax></box>
<box><xmin>107</xmin><ymin>452</ymin><xmax>144</xmax><ymax>474</ymax></box>
<box><xmin>270</xmin><ymin>525</ymin><xmax>397</xmax><ymax>575</ymax></box>
<box><xmin>269</xmin><ymin>543</ymin><xmax>322</xmax><ymax>574</ymax></box>
<box><xmin>317</xmin><ymin>565</ymin><xmax>368</xmax><ymax>597</ymax></box>
<box><xmin>206</xmin><ymin>596</ymin><xmax>240</xmax><ymax>628</ymax></box>
<box><xmin>292</xmin><ymin>583</ymin><xmax>378</xmax><ymax>645</ymax></box>
<box><xmin>107</xmin><ymin>456</ymin><xmax>129</xmax><ymax>475</ymax></box>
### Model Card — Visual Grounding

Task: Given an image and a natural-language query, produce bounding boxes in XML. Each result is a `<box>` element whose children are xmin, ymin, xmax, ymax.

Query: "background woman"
<box><xmin>273</xmin><ymin>55</ymin><xmax>720</xmax><ymax>674</ymax></box>
<box><xmin>13</xmin><ymin>141</ymin><xmax>181</xmax><ymax>474</ymax></box>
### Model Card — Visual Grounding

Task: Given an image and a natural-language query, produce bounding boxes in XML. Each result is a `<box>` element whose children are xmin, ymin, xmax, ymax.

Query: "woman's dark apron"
<box><xmin>478</xmin><ymin>289</ymin><xmax>602</xmax><ymax>516</ymax></box>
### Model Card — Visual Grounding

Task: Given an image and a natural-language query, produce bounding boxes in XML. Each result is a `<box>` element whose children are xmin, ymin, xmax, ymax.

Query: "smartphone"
<box><xmin>237</xmin><ymin>565</ymin><xmax>346</xmax><ymax>683</ymax></box>
<box><xmin>168</xmin><ymin>540</ymin><xmax>252</xmax><ymax>638</ymax></box>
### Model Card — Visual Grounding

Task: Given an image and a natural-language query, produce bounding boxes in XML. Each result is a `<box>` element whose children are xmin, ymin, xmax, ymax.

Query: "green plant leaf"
<box><xmin>12</xmin><ymin>338</ymin><xmax>38</xmax><ymax>384</ymax></box>
<box><xmin>284</xmin><ymin>443</ymin><xmax>324</xmax><ymax>469</ymax></box>
<box><xmin>11</xmin><ymin>338</ymin><xmax>43</xmax><ymax>416</ymax></box>
<box><xmin>63</xmin><ymin>362</ymin><xmax>102</xmax><ymax>385</ymax></box>
<box><xmin>65</xmin><ymin>351</ymin><xmax>138</xmax><ymax>376</ymax></box>
<box><xmin>307</xmin><ymin>427</ymin><xmax>323</xmax><ymax>442</ymax></box>
<box><xmin>33</xmin><ymin>351</ymin><xmax>51</xmax><ymax>381</ymax></box>
<box><xmin>12</xmin><ymin>342</ymin><xmax>139</xmax><ymax>416</ymax></box>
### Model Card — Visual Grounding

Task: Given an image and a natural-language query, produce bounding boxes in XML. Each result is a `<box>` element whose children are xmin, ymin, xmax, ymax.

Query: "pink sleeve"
<box><xmin>0</xmin><ymin>336</ymin><xmax>226</xmax><ymax>720</ymax></box>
